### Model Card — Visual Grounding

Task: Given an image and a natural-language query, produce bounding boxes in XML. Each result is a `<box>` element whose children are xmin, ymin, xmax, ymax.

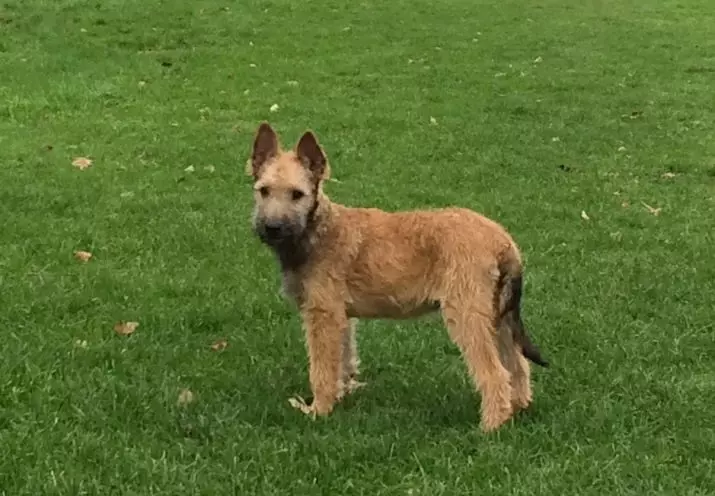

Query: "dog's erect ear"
<box><xmin>296</xmin><ymin>131</ymin><xmax>329</xmax><ymax>180</ymax></box>
<box><xmin>250</xmin><ymin>122</ymin><xmax>279</xmax><ymax>178</ymax></box>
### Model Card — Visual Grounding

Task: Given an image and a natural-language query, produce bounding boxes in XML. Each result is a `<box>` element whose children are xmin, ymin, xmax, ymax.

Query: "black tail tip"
<box><xmin>523</xmin><ymin>348</ymin><xmax>550</xmax><ymax>368</ymax></box>
<box><xmin>535</xmin><ymin>358</ymin><xmax>550</xmax><ymax>368</ymax></box>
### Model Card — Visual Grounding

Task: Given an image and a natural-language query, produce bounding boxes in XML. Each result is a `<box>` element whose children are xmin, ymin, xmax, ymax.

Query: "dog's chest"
<box><xmin>280</xmin><ymin>270</ymin><xmax>304</xmax><ymax>305</ymax></box>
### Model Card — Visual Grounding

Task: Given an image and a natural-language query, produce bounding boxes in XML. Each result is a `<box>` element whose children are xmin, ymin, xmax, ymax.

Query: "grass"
<box><xmin>1</xmin><ymin>0</ymin><xmax>714</xmax><ymax>493</ymax></box>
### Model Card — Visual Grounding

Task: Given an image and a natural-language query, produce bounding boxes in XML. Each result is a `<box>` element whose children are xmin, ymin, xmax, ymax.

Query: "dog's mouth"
<box><xmin>255</xmin><ymin>225</ymin><xmax>311</xmax><ymax>270</ymax></box>
<box><xmin>256</xmin><ymin>225</ymin><xmax>302</xmax><ymax>247</ymax></box>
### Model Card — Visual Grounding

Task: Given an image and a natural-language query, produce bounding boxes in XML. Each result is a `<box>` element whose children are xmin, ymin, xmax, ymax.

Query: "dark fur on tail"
<box><xmin>497</xmin><ymin>262</ymin><xmax>549</xmax><ymax>368</ymax></box>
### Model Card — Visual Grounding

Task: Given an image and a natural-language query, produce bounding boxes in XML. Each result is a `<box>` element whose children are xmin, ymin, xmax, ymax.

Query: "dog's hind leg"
<box><xmin>441</xmin><ymin>297</ymin><xmax>514</xmax><ymax>432</ymax></box>
<box><xmin>497</xmin><ymin>316</ymin><xmax>532</xmax><ymax>412</ymax></box>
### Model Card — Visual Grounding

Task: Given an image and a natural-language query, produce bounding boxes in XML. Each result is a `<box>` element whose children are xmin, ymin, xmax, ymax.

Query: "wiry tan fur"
<box><xmin>247</xmin><ymin>122</ymin><xmax>547</xmax><ymax>432</ymax></box>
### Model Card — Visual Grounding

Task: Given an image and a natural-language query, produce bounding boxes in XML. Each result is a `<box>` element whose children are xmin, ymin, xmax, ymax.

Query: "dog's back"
<box><xmin>325</xmin><ymin>205</ymin><xmax>519</xmax><ymax>320</ymax></box>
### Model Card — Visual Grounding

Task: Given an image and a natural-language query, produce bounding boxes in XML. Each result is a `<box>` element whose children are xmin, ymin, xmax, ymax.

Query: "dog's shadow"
<box><xmin>257</xmin><ymin>363</ymin><xmax>544</xmax><ymax>431</ymax></box>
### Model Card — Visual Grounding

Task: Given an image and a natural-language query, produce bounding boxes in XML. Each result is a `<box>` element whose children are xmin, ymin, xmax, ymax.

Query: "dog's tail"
<box><xmin>497</xmin><ymin>255</ymin><xmax>549</xmax><ymax>368</ymax></box>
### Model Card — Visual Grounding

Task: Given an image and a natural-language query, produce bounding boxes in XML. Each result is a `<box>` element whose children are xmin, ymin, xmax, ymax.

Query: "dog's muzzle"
<box><xmin>257</xmin><ymin>220</ymin><xmax>294</xmax><ymax>245</ymax></box>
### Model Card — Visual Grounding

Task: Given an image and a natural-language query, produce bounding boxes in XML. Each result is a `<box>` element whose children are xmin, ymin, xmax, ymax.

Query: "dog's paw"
<box><xmin>336</xmin><ymin>377</ymin><xmax>367</xmax><ymax>401</ymax></box>
<box><xmin>345</xmin><ymin>377</ymin><xmax>367</xmax><ymax>395</ymax></box>
<box><xmin>288</xmin><ymin>396</ymin><xmax>317</xmax><ymax>419</ymax></box>
<box><xmin>511</xmin><ymin>390</ymin><xmax>533</xmax><ymax>413</ymax></box>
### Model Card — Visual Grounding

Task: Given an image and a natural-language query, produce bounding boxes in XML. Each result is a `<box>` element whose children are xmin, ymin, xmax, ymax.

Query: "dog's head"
<box><xmin>247</xmin><ymin>122</ymin><xmax>330</xmax><ymax>247</ymax></box>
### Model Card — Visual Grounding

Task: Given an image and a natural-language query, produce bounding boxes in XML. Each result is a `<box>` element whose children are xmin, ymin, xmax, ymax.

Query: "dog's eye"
<box><xmin>258</xmin><ymin>186</ymin><xmax>269</xmax><ymax>197</ymax></box>
<box><xmin>291</xmin><ymin>189</ymin><xmax>306</xmax><ymax>201</ymax></box>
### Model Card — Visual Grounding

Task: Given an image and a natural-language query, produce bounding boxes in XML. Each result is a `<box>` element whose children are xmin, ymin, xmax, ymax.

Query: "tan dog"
<box><xmin>247</xmin><ymin>122</ymin><xmax>549</xmax><ymax>432</ymax></box>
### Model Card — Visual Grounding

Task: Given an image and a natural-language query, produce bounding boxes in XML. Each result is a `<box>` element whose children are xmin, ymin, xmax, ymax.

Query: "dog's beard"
<box><xmin>253</xmin><ymin>218</ymin><xmax>311</xmax><ymax>271</ymax></box>
<box><xmin>275</xmin><ymin>237</ymin><xmax>310</xmax><ymax>271</ymax></box>
<box><xmin>252</xmin><ymin>196</ymin><xmax>319</xmax><ymax>271</ymax></box>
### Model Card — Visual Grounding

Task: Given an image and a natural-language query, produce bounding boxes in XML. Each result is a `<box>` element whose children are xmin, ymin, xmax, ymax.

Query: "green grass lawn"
<box><xmin>1</xmin><ymin>0</ymin><xmax>714</xmax><ymax>493</ymax></box>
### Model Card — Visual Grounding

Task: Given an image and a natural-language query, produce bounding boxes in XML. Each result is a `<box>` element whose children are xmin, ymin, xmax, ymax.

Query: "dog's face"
<box><xmin>248</xmin><ymin>123</ymin><xmax>330</xmax><ymax>247</ymax></box>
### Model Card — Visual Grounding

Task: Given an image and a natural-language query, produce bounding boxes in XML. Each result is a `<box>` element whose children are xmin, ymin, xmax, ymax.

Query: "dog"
<box><xmin>247</xmin><ymin>122</ymin><xmax>549</xmax><ymax>432</ymax></box>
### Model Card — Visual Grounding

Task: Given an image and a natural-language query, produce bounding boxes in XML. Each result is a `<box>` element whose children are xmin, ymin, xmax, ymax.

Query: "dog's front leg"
<box><xmin>289</xmin><ymin>307</ymin><xmax>346</xmax><ymax>418</ymax></box>
<box><xmin>338</xmin><ymin>318</ymin><xmax>366</xmax><ymax>400</ymax></box>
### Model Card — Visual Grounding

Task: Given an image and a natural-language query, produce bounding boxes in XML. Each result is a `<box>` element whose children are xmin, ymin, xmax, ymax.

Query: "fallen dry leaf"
<box><xmin>204</xmin><ymin>165</ymin><xmax>216</xmax><ymax>173</ymax></box>
<box><xmin>621</xmin><ymin>201</ymin><xmax>630</xmax><ymax>208</ymax></box>
<box><xmin>641</xmin><ymin>202</ymin><xmax>662</xmax><ymax>216</ymax></box>
<box><xmin>661</xmin><ymin>172</ymin><xmax>677</xmax><ymax>179</ymax></box>
<box><xmin>617</xmin><ymin>146</ymin><xmax>627</xmax><ymax>152</ymax></box>
<box><xmin>73</xmin><ymin>250</ymin><xmax>92</xmax><ymax>262</ymax></box>
<box><xmin>210</xmin><ymin>339</ymin><xmax>228</xmax><ymax>352</ymax></box>
<box><xmin>533</xmin><ymin>56</ymin><xmax>543</xmax><ymax>63</ymax></box>
<box><xmin>269</xmin><ymin>103</ymin><xmax>280</xmax><ymax>112</ymax></box>
<box><xmin>184</xmin><ymin>165</ymin><xmax>195</xmax><ymax>173</ymax></box>
<box><xmin>177</xmin><ymin>388</ymin><xmax>195</xmax><ymax>407</ymax></box>
<box><xmin>74</xmin><ymin>339</ymin><xmax>88</xmax><ymax>348</ymax></box>
<box><xmin>72</xmin><ymin>157</ymin><xmax>93</xmax><ymax>170</ymax></box>
<box><xmin>114</xmin><ymin>321</ymin><xmax>139</xmax><ymax>336</ymax></box>
<box><xmin>429</xmin><ymin>116</ymin><xmax>438</xmax><ymax>125</ymax></box>
<box><xmin>581</xmin><ymin>210</ymin><xmax>590</xmax><ymax>221</ymax></box>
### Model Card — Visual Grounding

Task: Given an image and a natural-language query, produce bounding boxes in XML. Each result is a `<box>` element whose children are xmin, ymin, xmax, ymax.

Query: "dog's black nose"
<box><xmin>263</xmin><ymin>221</ymin><xmax>285</xmax><ymax>239</ymax></box>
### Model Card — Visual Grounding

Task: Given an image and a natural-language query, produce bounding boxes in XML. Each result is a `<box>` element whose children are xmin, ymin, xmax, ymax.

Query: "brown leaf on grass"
<box><xmin>641</xmin><ymin>202</ymin><xmax>662</xmax><ymax>216</ymax></box>
<box><xmin>210</xmin><ymin>339</ymin><xmax>228</xmax><ymax>352</ymax></box>
<box><xmin>580</xmin><ymin>210</ymin><xmax>590</xmax><ymax>221</ymax></box>
<box><xmin>661</xmin><ymin>172</ymin><xmax>677</xmax><ymax>179</ymax></box>
<box><xmin>72</xmin><ymin>157</ymin><xmax>93</xmax><ymax>170</ymax></box>
<box><xmin>622</xmin><ymin>110</ymin><xmax>643</xmax><ymax>120</ymax></box>
<box><xmin>114</xmin><ymin>321</ymin><xmax>139</xmax><ymax>336</ymax></box>
<box><xmin>73</xmin><ymin>250</ymin><xmax>92</xmax><ymax>262</ymax></box>
<box><xmin>177</xmin><ymin>388</ymin><xmax>195</xmax><ymax>407</ymax></box>
<box><xmin>621</xmin><ymin>201</ymin><xmax>630</xmax><ymax>208</ymax></box>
